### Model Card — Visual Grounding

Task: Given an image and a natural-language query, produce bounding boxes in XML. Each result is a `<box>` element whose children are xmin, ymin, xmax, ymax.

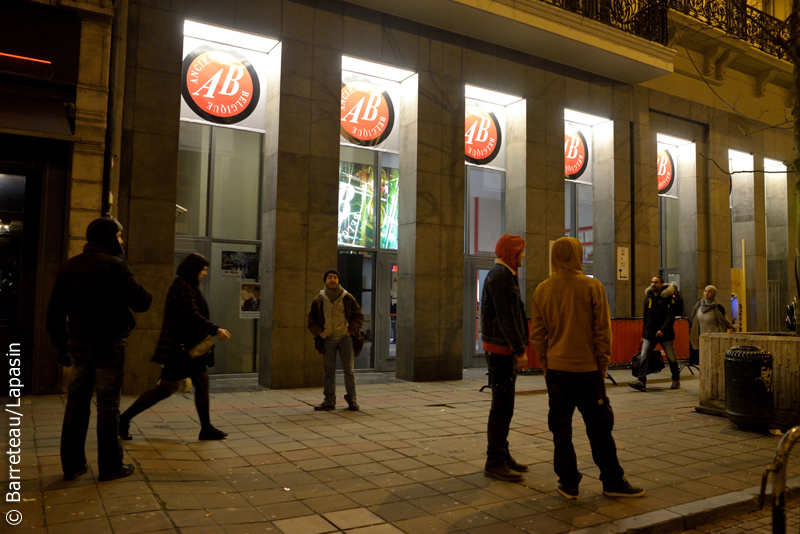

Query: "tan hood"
<box><xmin>551</xmin><ymin>237</ymin><xmax>583</xmax><ymax>274</ymax></box>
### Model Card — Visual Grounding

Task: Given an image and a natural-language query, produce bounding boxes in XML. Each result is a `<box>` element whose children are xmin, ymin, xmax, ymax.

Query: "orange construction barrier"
<box><xmin>523</xmin><ymin>318</ymin><xmax>690</xmax><ymax>370</ymax></box>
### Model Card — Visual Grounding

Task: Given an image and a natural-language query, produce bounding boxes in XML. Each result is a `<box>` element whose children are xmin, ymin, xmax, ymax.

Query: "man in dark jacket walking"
<box><xmin>307</xmin><ymin>268</ymin><xmax>364</xmax><ymax>412</ymax></box>
<box><xmin>629</xmin><ymin>276</ymin><xmax>680</xmax><ymax>392</ymax></box>
<box><xmin>47</xmin><ymin>217</ymin><xmax>152</xmax><ymax>482</ymax></box>
<box><xmin>480</xmin><ymin>234</ymin><xmax>529</xmax><ymax>482</ymax></box>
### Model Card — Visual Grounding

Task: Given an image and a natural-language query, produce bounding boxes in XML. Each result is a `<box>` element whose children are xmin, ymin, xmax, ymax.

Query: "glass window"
<box><xmin>660</xmin><ymin>197</ymin><xmax>679</xmax><ymax>269</ymax></box>
<box><xmin>577</xmin><ymin>184</ymin><xmax>593</xmax><ymax>275</ymax></box>
<box><xmin>564</xmin><ymin>182</ymin><xmax>593</xmax><ymax>275</ymax></box>
<box><xmin>466</xmin><ymin>166</ymin><xmax>505</xmax><ymax>256</ymax></box>
<box><xmin>206</xmin><ymin>242</ymin><xmax>259</xmax><ymax>374</ymax></box>
<box><xmin>338</xmin><ymin>250</ymin><xmax>374</xmax><ymax>369</ymax></box>
<box><xmin>380</xmin><ymin>153</ymin><xmax>399</xmax><ymax>250</ymax></box>
<box><xmin>564</xmin><ymin>183</ymin><xmax>573</xmax><ymax>237</ymax></box>
<box><xmin>338</xmin><ymin>146</ymin><xmax>375</xmax><ymax>248</ymax></box>
<box><xmin>176</xmin><ymin>122</ymin><xmax>211</xmax><ymax>236</ymax></box>
<box><xmin>211</xmin><ymin>128</ymin><xmax>262</xmax><ymax>241</ymax></box>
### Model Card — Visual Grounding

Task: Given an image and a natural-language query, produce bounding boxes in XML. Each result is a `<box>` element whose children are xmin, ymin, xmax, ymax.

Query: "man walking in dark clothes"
<box><xmin>629</xmin><ymin>276</ymin><xmax>681</xmax><ymax>392</ymax></box>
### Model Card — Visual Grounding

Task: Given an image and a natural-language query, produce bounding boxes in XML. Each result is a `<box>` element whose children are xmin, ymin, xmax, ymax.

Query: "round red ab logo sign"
<box><xmin>465</xmin><ymin>106</ymin><xmax>502</xmax><ymax>165</ymax></box>
<box><xmin>182</xmin><ymin>45</ymin><xmax>260</xmax><ymax>125</ymax></box>
<box><xmin>340</xmin><ymin>81</ymin><xmax>395</xmax><ymax>146</ymax></box>
<box><xmin>657</xmin><ymin>149</ymin><xmax>675</xmax><ymax>194</ymax></box>
<box><xmin>564</xmin><ymin>126</ymin><xmax>588</xmax><ymax>179</ymax></box>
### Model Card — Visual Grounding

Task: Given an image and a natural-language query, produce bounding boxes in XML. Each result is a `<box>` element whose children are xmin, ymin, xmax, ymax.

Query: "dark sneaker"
<box><xmin>506</xmin><ymin>455</ymin><xmax>529</xmax><ymax>473</ymax></box>
<box><xmin>99</xmin><ymin>464</ymin><xmax>135</xmax><ymax>482</ymax></box>
<box><xmin>347</xmin><ymin>402</ymin><xmax>360</xmax><ymax>411</ymax></box>
<box><xmin>119</xmin><ymin>417</ymin><xmax>132</xmax><ymax>441</ymax></box>
<box><xmin>314</xmin><ymin>402</ymin><xmax>335</xmax><ymax>411</ymax></box>
<box><xmin>629</xmin><ymin>380</ymin><xmax>646</xmax><ymax>392</ymax></box>
<box><xmin>484</xmin><ymin>464</ymin><xmax>524</xmax><ymax>482</ymax></box>
<box><xmin>199</xmin><ymin>427</ymin><xmax>228</xmax><ymax>440</ymax></box>
<box><xmin>671</xmin><ymin>380</ymin><xmax>681</xmax><ymax>389</ymax></box>
<box><xmin>603</xmin><ymin>479</ymin><xmax>645</xmax><ymax>497</ymax></box>
<box><xmin>558</xmin><ymin>484</ymin><xmax>579</xmax><ymax>500</ymax></box>
<box><xmin>63</xmin><ymin>464</ymin><xmax>88</xmax><ymax>481</ymax></box>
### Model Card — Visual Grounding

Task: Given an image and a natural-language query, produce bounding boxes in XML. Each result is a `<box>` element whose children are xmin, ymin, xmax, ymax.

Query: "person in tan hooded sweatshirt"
<box><xmin>530</xmin><ymin>237</ymin><xmax>644</xmax><ymax>500</ymax></box>
<box><xmin>480</xmin><ymin>234</ymin><xmax>529</xmax><ymax>482</ymax></box>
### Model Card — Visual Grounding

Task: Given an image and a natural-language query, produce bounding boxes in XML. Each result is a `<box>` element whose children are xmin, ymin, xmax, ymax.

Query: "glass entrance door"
<box><xmin>463</xmin><ymin>257</ymin><xmax>495</xmax><ymax>368</ymax></box>
<box><xmin>375</xmin><ymin>253</ymin><xmax>397</xmax><ymax>372</ymax></box>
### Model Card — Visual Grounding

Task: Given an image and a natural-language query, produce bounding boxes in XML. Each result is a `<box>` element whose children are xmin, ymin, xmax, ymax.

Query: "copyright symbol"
<box><xmin>6</xmin><ymin>510</ymin><xmax>22</xmax><ymax>525</ymax></box>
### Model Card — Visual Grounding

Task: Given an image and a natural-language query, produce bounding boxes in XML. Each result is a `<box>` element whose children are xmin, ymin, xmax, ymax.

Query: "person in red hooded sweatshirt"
<box><xmin>480</xmin><ymin>234</ymin><xmax>529</xmax><ymax>482</ymax></box>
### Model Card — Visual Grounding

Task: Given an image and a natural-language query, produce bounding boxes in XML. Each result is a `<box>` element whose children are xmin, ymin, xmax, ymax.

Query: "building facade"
<box><xmin>1</xmin><ymin>0</ymin><xmax>795</xmax><ymax>394</ymax></box>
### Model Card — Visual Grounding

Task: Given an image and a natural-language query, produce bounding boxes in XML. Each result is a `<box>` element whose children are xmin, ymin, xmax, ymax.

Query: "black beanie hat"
<box><xmin>86</xmin><ymin>217</ymin><xmax>124</xmax><ymax>256</ymax></box>
<box><xmin>323</xmin><ymin>268</ymin><xmax>340</xmax><ymax>282</ymax></box>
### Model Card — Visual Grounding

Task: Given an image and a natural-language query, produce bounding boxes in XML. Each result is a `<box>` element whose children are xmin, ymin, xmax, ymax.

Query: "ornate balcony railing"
<box><xmin>521</xmin><ymin>0</ymin><xmax>789</xmax><ymax>61</ymax></box>
<box><xmin>524</xmin><ymin>0</ymin><xmax>669</xmax><ymax>45</ymax></box>
<box><xmin>669</xmin><ymin>0</ymin><xmax>790</xmax><ymax>60</ymax></box>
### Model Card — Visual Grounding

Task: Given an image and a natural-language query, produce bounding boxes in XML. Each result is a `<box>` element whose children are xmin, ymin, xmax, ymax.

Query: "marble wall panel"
<box><xmin>278</xmin><ymin>94</ymin><xmax>312</xmax><ymax>155</ymax></box>
<box><xmin>133</xmin><ymin>69</ymin><xmax>182</xmax><ymax>136</ymax></box>
<box><xmin>313</xmin><ymin>6</ymin><xmax>344</xmax><ymax>49</ymax></box>
<box><xmin>126</xmin><ymin>198</ymin><xmax>176</xmax><ymax>265</ymax></box>
<box><xmin>343</xmin><ymin>16</ymin><xmax>383</xmax><ymax>62</ymax></box>
<box><xmin>382</xmin><ymin>25</ymin><xmax>420</xmax><ymax>70</ymax></box>
<box><xmin>281</xmin><ymin>39</ymin><xmax>313</xmax><ymax>99</ymax></box>
<box><xmin>130</xmin><ymin>133</ymin><xmax>179</xmax><ymax>201</ymax></box>
<box><xmin>273</xmin><ymin>209</ymin><xmax>308</xmax><ymax>271</ymax></box>
<box><xmin>440</xmin><ymin>163</ymin><xmax>463</xmax><ymax>218</ymax></box>
<box><xmin>136</xmin><ymin>6</ymin><xmax>183</xmax><ymax>74</ymax></box>
<box><xmin>311</xmin><ymin>45</ymin><xmax>342</xmax><ymax>103</ymax></box>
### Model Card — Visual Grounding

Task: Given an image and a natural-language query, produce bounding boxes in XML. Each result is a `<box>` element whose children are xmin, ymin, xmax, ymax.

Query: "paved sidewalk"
<box><xmin>3</xmin><ymin>369</ymin><xmax>798</xmax><ymax>534</ymax></box>
<box><xmin>685</xmin><ymin>499</ymin><xmax>798</xmax><ymax>534</ymax></box>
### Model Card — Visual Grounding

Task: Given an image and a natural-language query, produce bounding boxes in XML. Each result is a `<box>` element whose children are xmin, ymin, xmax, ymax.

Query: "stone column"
<box><xmin>634</xmin><ymin>90</ymin><xmax>658</xmax><ymax>316</ymax></box>
<box><xmin>612</xmin><ymin>113</ymin><xmax>634</xmax><ymax>316</ymax></box>
<box><xmin>259</xmin><ymin>22</ymin><xmax>342</xmax><ymax>388</ymax></box>
<box><xmin>677</xmin><ymin>142</ymin><xmax>699</xmax><ymax>308</ymax></box>
<box><xmin>396</xmin><ymin>45</ymin><xmax>464</xmax><ymax>382</ymax></box>
<box><xmin>708</xmin><ymin>112</ymin><xmax>733</xmax><ymax>316</ymax></box>
<box><xmin>593</xmin><ymin>120</ymin><xmax>616</xmax><ymax>312</ymax></box>
<box><xmin>118</xmin><ymin>3</ymin><xmax>184</xmax><ymax>394</ymax></box>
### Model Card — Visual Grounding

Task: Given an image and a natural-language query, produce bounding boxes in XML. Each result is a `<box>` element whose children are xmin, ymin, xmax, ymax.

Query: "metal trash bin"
<box><xmin>725</xmin><ymin>345</ymin><xmax>774</xmax><ymax>427</ymax></box>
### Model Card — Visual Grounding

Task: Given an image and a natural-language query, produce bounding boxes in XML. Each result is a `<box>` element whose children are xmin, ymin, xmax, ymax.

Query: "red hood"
<box><xmin>495</xmin><ymin>234</ymin><xmax>526</xmax><ymax>271</ymax></box>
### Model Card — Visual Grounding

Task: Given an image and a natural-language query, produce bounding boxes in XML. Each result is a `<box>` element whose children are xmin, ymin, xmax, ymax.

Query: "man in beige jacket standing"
<box><xmin>529</xmin><ymin>237</ymin><xmax>644</xmax><ymax>500</ymax></box>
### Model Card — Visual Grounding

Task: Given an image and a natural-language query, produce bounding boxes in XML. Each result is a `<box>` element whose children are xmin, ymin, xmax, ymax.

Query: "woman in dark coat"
<box><xmin>119</xmin><ymin>253</ymin><xmax>231</xmax><ymax>441</ymax></box>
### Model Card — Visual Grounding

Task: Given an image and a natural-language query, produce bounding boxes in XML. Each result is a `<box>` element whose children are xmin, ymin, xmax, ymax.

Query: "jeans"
<box><xmin>323</xmin><ymin>336</ymin><xmax>356</xmax><ymax>406</ymax></box>
<box><xmin>61</xmin><ymin>346</ymin><xmax>126</xmax><ymax>477</ymax></box>
<box><xmin>545</xmin><ymin>369</ymin><xmax>625</xmax><ymax>487</ymax></box>
<box><xmin>637</xmin><ymin>338</ymin><xmax>680</xmax><ymax>382</ymax></box>
<box><xmin>485</xmin><ymin>353</ymin><xmax>517</xmax><ymax>467</ymax></box>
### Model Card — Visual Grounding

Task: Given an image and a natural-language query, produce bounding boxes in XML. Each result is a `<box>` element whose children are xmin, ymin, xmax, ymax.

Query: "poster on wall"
<box><xmin>340</xmin><ymin>72</ymin><xmax>401</xmax><ymax>151</ymax></box>
<box><xmin>180</xmin><ymin>35</ymin><xmax>270</xmax><ymax>133</ymax></box>
<box><xmin>465</xmin><ymin>104</ymin><xmax>503</xmax><ymax>166</ymax></box>
<box><xmin>221</xmin><ymin>251</ymin><xmax>259</xmax><ymax>280</ymax></box>
<box><xmin>657</xmin><ymin>145</ymin><xmax>679</xmax><ymax>198</ymax></box>
<box><xmin>240</xmin><ymin>282</ymin><xmax>260</xmax><ymax>319</ymax></box>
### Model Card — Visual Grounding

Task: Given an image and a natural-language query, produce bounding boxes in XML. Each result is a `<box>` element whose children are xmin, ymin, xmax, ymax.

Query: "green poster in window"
<box><xmin>380</xmin><ymin>166</ymin><xmax>399</xmax><ymax>249</ymax></box>
<box><xmin>338</xmin><ymin>162</ymin><xmax>375</xmax><ymax>247</ymax></box>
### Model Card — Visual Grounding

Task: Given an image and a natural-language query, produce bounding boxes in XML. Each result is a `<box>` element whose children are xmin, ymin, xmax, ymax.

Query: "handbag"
<box><xmin>631</xmin><ymin>349</ymin><xmax>665</xmax><ymax>376</ymax></box>
<box><xmin>186</xmin><ymin>335</ymin><xmax>215</xmax><ymax>359</ymax></box>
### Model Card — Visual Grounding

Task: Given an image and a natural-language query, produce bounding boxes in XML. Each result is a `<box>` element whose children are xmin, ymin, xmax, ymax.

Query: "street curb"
<box><xmin>571</xmin><ymin>476</ymin><xmax>800</xmax><ymax>534</ymax></box>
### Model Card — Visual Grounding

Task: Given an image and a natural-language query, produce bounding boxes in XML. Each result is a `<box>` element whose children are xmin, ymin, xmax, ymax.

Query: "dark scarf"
<box><xmin>324</xmin><ymin>284</ymin><xmax>344</xmax><ymax>302</ymax></box>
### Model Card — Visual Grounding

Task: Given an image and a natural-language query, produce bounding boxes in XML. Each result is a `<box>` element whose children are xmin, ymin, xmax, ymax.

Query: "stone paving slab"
<box><xmin>2</xmin><ymin>369</ymin><xmax>799</xmax><ymax>533</ymax></box>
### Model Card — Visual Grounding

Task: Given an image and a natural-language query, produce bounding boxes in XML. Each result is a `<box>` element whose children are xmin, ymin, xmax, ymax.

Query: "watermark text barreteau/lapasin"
<box><xmin>5</xmin><ymin>342</ymin><xmax>23</xmax><ymax>526</ymax></box>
